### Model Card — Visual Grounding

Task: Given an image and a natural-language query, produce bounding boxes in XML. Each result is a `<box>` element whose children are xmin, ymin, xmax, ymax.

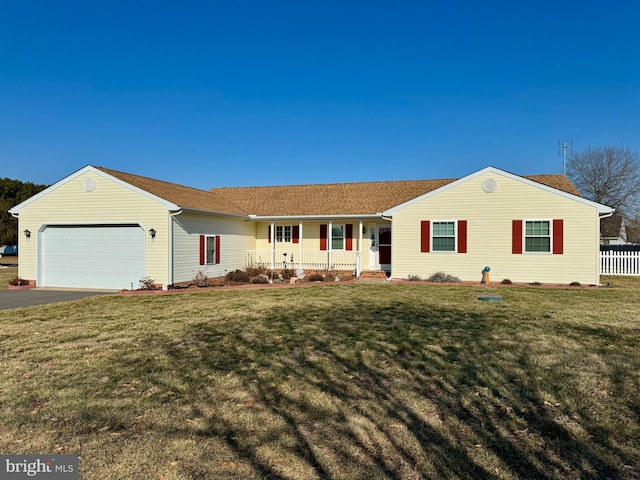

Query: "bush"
<box><xmin>280</xmin><ymin>268</ymin><xmax>294</xmax><ymax>280</ymax></box>
<box><xmin>225</xmin><ymin>269</ymin><xmax>250</xmax><ymax>283</ymax></box>
<box><xmin>426</xmin><ymin>272</ymin><xmax>461</xmax><ymax>283</ymax></box>
<box><xmin>251</xmin><ymin>275</ymin><xmax>269</xmax><ymax>284</ymax></box>
<box><xmin>138</xmin><ymin>276</ymin><xmax>157</xmax><ymax>290</ymax></box>
<box><xmin>246</xmin><ymin>266</ymin><xmax>267</xmax><ymax>277</ymax></box>
<box><xmin>9</xmin><ymin>277</ymin><xmax>30</xmax><ymax>286</ymax></box>
<box><xmin>308</xmin><ymin>273</ymin><xmax>324</xmax><ymax>282</ymax></box>
<box><xmin>501</xmin><ymin>279</ymin><xmax>513</xmax><ymax>285</ymax></box>
<box><xmin>407</xmin><ymin>274</ymin><xmax>422</xmax><ymax>282</ymax></box>
<box><xmin>570</xmin><ymin>281</ymin><xmax>581</xmax><ymax>287</ymax></box>
<box><xmin>193</xmin><ymin>270</ymin><xmax>209</xmax><ymax>287</ymax></box>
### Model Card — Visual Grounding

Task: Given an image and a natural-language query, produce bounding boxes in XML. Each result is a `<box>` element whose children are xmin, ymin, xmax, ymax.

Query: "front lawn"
<box><xmin>0</xmin><ymin>266</ymin><xmax>17</xmax><ymax>290</ymax></box>
<box><xmin>0</xmin><ymin>277</ymin><xmax>638</xmax><ymax>479</ymax></box>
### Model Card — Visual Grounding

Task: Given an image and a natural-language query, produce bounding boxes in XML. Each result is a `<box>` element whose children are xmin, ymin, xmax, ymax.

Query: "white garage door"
<box><xmin>41</xmin><ymin>225</ymin><xmax>146</xmax><ymax>290</ymax></box>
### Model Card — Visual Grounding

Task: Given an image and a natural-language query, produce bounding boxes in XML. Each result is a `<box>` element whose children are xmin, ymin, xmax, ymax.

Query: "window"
<box><xmin>200</xmin><ymin>234</ymin><xmax>220</xmax><ymax>265</ymax></box>
<box><xmin>320</xmin><ymin>224</ymin><xmax>352</xmax><ymax>251</ymax></box>
<box><xmin>421</xmin><ymin>220</ymin><xmax>467</xmax><ymax>253</ymax></box>
<box><xmin>276</xmin><ymin>225</ymin><xmax>292</xmax><ymax>243</ymax></box>
<box><xmin>432</xmin><ymin>221</ymin><xmax>455</xmax><ymax>252</ymax></box>
<box><xmin>525</xmin><ymin>220</ymin><xmax>550</xmax><ymax>253</ymax></box>
<box><xmin>331</xmin><ymin>225</ymin><xmax>344</xmax><ymax>250</ymax></box>
<box><xmin>206</xmin><ymin>236</ymin><xmax>217</xmax><ymax>264</ymax></box>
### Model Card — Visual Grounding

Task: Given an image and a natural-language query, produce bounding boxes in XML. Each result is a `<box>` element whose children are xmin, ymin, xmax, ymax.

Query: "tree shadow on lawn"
<box><xmin>109</xmin><ymin>291</ymin><xmax>637</xmax><ymax>479</ymax></box>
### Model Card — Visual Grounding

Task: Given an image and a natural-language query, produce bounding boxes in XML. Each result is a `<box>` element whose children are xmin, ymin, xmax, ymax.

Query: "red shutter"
<box><xmin>199</xmin><ymin>235</ymin><xmax>205</xmax><ymax>265</ymax></box>
<box><xmin>268</xmin><ymin>225</ymin><xmax>271</xmax><ymax>243</ymax></box>
<box><xmin>320</xmin><ymin>224</ymin><xmax>327</xmax><ymax>251</ymax></box>
<box><xmin>553</xmin><ymin>219</ymin><xmax>563</xmax><ymax>254</ymax></box>
<box><xmin>346</xmin><ymin>224</ymin><xmax>353</xmax><ymax>251</ymax></box>
<box><xmin>420</xmin><ymin>221</ymin><xmax>430</xmax><ymax>252</ymax></box>
<box><xmin>512</xmin><ymin>220</ymin><xmax>523</xmax><ymax>254</ymax></box>
<box><xmin>458</xmin><ymin>220</ymin><xmax>467</xmax><ymax>253</ymax></box>
<box><xmin>292</xmin><ymin>226</ymin><xmax>300</xmax><ymax>244</ymax></box>
<box><xmin>215</xmin><ymin>235</ymin><xmax>221</xmax><ymax>264</ymax></box>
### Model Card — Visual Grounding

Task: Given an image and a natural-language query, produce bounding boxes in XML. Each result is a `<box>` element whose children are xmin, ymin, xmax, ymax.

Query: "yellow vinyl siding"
<box><xmin>255</xmin><ymin>221</ymin><xmax>324</xmax><ymax>251</ymax></box>
<box><xmin>392</xmin><ymin>172</ymin><xmax>601</xmax><ymax>285</ymax></box>
<box><xmin>172</xmin><ymin>212</ymin><xmax>255</xmax><ymax>283</ymax></box>
<box><xmin>17</xmin><ymin>171</ymin><xmax>170</xmax><ymax>286</ymax></box>
<box><xmin>254</xmin><ymin>220</ymin><xmax>368</xmax><ymax>252</ymax></box>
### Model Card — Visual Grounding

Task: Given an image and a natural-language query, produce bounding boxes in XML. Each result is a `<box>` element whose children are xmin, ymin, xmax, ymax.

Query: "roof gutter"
<box><xmin>179</xmin><ymin>207</ymin><xmax>249</xmax><ymax>219</ymax></box>
<box><xmin>248</xmin><ymin>214</ymin><xmax>383</xmax><ymax>221</ymax></box>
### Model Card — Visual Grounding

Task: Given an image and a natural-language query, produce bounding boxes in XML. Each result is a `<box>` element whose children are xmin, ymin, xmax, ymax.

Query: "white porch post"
<box><xmin>270</xmin><ymin>221</ymin><xmax>275</xmax><ymax>269</ymax></box>
<box><xmin>298</xmin><ymin>221</ymin><xmax>303</xmax><ymax>271</ymax></box>
<box><xmin>358</xmin><ymin>220</ymin><xmax>363</xmax><ymax>276</ymax></box>
<box><xmin>328</xmin><ymin>220</ymin><xmax>333</xmax><ymax>270</ymax></box>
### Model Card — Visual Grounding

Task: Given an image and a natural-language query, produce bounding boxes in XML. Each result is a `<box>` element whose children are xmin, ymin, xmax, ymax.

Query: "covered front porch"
<box><xmin>245</xmin><ymin>219</ymin><xmax>391</xmax><ymax>276</ymax></box>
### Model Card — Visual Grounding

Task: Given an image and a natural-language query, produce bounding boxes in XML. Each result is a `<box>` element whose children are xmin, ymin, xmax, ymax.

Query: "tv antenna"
<box><xmin>558</xmin><ymin>139</ymin><xmax>572</xmax><ymax>174</ymax></box>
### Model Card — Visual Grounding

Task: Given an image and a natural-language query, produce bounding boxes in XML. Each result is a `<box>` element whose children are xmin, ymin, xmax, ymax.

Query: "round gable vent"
<box><xmin>84</xmin><ymin>177</ymin><xmax>96</xmax><ymax>192</ymax></box>
<box><xmin>482</xmin><ymin>178</ymin><xmax>498</xmax><ymax>193</ymax></box>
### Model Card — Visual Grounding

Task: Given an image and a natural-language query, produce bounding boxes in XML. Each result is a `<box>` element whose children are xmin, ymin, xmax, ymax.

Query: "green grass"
<box><xmin>0</xmin><ymin>266</ymin><xmax>17</xmax><ymax>289</ymax></box>
<box><xmin>0</xmin><ymin>277</ymin><xmax>639</xmax><ymax>479</ymax></box>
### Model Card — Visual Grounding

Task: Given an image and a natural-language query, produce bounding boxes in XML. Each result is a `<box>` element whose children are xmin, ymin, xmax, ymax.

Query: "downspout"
<box><xmin>168</xmin><ymin>209</ymin><xmax>182</xmax><ymax>289</ymax></box>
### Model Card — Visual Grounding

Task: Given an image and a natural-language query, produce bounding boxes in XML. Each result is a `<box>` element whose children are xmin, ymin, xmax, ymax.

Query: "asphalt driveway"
<box><xmin>0</xmin><ymin>289</ymin><xmax>116</xmax><ymax>310</ymax></box>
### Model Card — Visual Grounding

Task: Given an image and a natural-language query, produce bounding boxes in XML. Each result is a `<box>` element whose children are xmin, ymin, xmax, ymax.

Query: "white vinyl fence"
<box><xmin>600</xmin><ymin>250</ymin><xmax>640</xmax><ymax>276</ymax></box>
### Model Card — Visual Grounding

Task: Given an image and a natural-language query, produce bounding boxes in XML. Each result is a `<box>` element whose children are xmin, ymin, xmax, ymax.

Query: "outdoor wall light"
<box><xmin>149</xmin><ymin>228</ymin><xmax>156</xmax><ymax>239</ymax></box>
<box><xmin>24</xmin><ymin>229</ymin><xmax>31</xmax><ymax>238</ymax></box>
<box><xmin>362</xmin><ymin>226</ymin><xmax>366</xmax><ymax>235</ymax></box>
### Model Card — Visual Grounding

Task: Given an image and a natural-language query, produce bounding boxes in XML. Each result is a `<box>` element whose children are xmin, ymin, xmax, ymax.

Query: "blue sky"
<box><xmin>1</xmin><ymin>1</ymin><xmax>639</xmax><ymax>190</ymax></box>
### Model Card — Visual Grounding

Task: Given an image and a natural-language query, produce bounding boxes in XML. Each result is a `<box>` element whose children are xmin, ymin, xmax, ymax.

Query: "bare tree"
<box><xmin>566</xmin><ymin>146</ymin><xmax>640</xmax><ymax>218</ymax></box>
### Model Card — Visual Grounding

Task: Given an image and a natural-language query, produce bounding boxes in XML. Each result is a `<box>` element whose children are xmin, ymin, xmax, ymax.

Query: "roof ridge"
<box><xmin>210</xmin><ymin>177</ymin><xmax>459</xmax><ymax>191</ymax></box>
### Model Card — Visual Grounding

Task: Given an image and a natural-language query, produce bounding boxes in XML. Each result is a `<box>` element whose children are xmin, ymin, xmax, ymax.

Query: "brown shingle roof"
<box><xmin>211</xmin><ymin>174</ymin><xmax>582</xmax><ymax>216</ymax></box>
<box><xmin>96</xmin><ymin>167</ymin><xmax>248</xmax><ymax>215</ymax></box>
<box><xmin>95</xmin><ymin>166</ymin><xmax>582</xmax><ymax>217</ymax></box>
<box><xmin>210</xmin><ymin>179</ymin><xmax>457</xmax><ymax>216</ymax></box>
<box><xmin>525</xmin><ymin>174</ymin><xmax>582</xmax><ymax>197</ymax></box>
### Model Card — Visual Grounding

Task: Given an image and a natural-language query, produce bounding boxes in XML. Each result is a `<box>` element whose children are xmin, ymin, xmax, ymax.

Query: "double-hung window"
<box><xmin>276</xmin><ymin>225</ymin><xmax>292</xmax><ymax>243</ymax></box>
<box><xmin>331</xmin><ymin>225</ymin><xmax>344</xmax><ymax>250</ymax></box>
<box><xmin>205</xmin><ymin>235</ymin><xmax>217</xmax><ymax>264</ymax></box>
<box><xmin>200</xmin><ymin>234</ymin><xmax>220</xmax><ymax>265</ymax></box>
<box><xmin>420</xmin><ymin>220</ymin><xmax>467</xmax><ymax>253</ymax></box>
<box><xmin>525</xmin><ymin>220</ymin><xmax>551</xmax><ymax>253</ymax></box>
<box><xmin>432</xmin><ymin>221</ymin><xmax>456</xmax><ymax>252</ymax></box>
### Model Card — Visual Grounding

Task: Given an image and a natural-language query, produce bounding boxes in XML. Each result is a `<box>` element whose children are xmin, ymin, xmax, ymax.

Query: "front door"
<box><xmin>368</xmin><ymin>224</ymin><xmax>391</xmax><ymax>272</ymax></box>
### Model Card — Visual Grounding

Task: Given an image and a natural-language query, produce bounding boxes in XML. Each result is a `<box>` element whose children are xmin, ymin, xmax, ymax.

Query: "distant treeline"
<box><xmin>0</xmin><ymin>178</ymin><xmax>48</xmax><ymax>245</ymax></box>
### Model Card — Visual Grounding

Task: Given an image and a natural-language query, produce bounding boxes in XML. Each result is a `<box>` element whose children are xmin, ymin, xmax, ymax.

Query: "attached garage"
<box><xmin>40</xmin><ymin>225</ymin><xmax>146</xmax><ymax>290</ymax></box>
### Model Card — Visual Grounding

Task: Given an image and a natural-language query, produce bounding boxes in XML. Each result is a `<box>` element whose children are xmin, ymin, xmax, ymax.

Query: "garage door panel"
<box><xmin>41</xmin><ymin>225</ymin><xmax>146</xmax><ymax>290</ymax></box>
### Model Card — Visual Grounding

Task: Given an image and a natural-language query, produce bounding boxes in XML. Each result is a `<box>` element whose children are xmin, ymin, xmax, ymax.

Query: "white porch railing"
<box><xmin>246</xmin><ymin>249</ymin><xmax>360</xmax><ymax>273</ymax></box>
<box><xmin>600</xmin><ymin>250</ymin><xmax>640</xmax><ymax>276</ymax></box>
